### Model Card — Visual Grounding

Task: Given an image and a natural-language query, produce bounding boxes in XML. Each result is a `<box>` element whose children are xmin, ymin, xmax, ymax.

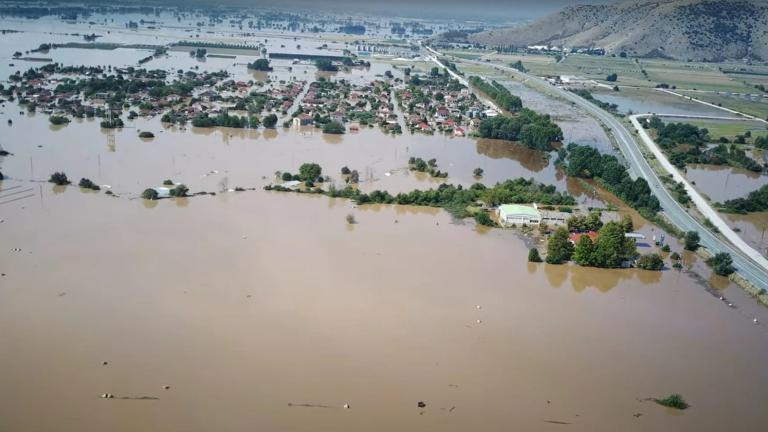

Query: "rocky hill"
<box><xmin>466</xmin><ymin>0</ymin><xmax>768</xmax><ymax>62</ymax></box>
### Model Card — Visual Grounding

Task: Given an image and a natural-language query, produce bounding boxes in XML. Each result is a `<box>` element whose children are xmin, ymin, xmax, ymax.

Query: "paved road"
<box><xmin>429</xmin><ymin>46</ymin><xmax>768</xmax><ymax>289</ymax></box>
<box><xmin>631</xmin><ymin>114</ymin><xmax>768</xmax><ymax>274</ymax></box>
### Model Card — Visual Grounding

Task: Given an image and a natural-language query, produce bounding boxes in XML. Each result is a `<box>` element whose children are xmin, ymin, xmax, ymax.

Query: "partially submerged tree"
<box><xmin>48</xmin><ymin>172</ymin><xmax>70</xmax><ymax>185</ymax></box>
<box><xmin>528</xmin><ymin>248</ymin><xmax>542</xmax><ymax>263</ymax></box>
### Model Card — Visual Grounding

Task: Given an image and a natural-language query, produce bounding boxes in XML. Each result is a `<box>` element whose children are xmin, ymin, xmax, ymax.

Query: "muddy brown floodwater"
<box><xmin>2</xmin><ymin>15</ymin><xmax>768</xmax><ymax>432</ymax></box>
<box><xmin>1</xmin><ymin>186</ymin><xmax>768</xmax><ymax>432</ymax></box>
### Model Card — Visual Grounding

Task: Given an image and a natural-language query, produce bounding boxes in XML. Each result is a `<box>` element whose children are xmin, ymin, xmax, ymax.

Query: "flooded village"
<box><xmin>1</xmin><ymin>2</ymin><xmax>768</xmax><ymax>432</ymax></box>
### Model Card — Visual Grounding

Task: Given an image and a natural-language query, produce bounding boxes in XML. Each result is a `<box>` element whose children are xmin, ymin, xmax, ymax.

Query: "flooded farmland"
<box><xmin>2</xmin><ymin>9</ymin><xmax>768</xmax><ymax>432</ymax></box>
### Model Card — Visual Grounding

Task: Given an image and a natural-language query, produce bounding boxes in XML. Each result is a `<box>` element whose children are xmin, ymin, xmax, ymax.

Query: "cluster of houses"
<box><xmin>395</xmin><ymin>83</ymin><xmax>490</xmax><ymax>136</ymax></box>
<box><xmin>291</xmin><ymin>78</ymin><xmax>399</xmax><ymax>132</ymax></box>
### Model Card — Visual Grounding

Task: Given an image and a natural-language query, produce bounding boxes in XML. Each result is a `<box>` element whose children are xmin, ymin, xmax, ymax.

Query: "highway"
<box><xmin>426</xmin><ymin>45</ymin><xmax>768</xmax><ymax>290</ymax></box>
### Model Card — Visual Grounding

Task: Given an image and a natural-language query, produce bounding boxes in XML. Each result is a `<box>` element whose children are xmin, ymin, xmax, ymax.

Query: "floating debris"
<box><xmin>162</xmin><ymin>385</ymin><xmax>171</xmax><ymax>390</ymax></box>
<box><xmin>343</xmin><ymin>403</ymin><xmax>350</xmax><ymax>409</ymax></box>
<box><xmin>754</xmin><ymin>318</ymin><xmax>759</xmax><ymax>325</ymax></box>
<box><xmin>100</xmin><ymin>394</ymin><xmax>114</xmax><ymax>399</ymax></box>
<box><xmin>417</xmin><ymin>401</ymin><xmax>426</xmax><ymax>408</ymax></box>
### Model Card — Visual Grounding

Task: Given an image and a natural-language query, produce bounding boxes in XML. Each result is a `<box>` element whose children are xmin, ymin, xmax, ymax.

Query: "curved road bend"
<box><xmin>425</xmin><ymin>46</ymin><xmax>768</xmax><ymax>289</ymax></box>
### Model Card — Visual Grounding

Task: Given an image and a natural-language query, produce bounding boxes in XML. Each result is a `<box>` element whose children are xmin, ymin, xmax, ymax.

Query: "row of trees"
<box><xmin>267</xmin><ymin>171</ymin><xmax>575</xmax><ymax>220</ymax></box>
<box><xmin>468</xmin><ymin>76</ymin><xmax>522</xmax><ymax>112</ymax></box>
<box><xmin>191</xmin><ymin>112</ymin><xmax>259</xmax><ymax>128</ymax></box>
<box><xmin>562</xmin><ymin>144</ymin><xmax>660</xmax><ymax>217</ymax></box>
<box><xmin>477</xmin><ymin>108</ymin><xmax>563</xmax><ymax>151</ymax></box>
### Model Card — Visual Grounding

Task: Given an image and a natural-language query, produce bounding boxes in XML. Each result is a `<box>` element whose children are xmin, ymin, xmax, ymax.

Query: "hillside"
<box><xmin>466</xmin><ymin>0</ymin><xmax>768</xmax><ymax>62</ymax></box>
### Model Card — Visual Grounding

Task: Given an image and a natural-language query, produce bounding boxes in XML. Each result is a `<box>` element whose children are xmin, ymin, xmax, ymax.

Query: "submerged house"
<box><xmin>497</xmin><ymin>204</ymin><xmax>541</xmax><ymax>226</ymax></box>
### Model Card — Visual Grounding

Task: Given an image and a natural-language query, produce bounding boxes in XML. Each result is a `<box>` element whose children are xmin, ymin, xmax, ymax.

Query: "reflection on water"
<box><xmin>685</xmin><ymin>164</ymin><xmax>768</xmax><ymax>203</ymax></box>
<box><xmin>475</xmin><ymin>139</ymin><xmax>548</xmax><ymax>172</ymax></box>
<box><xmin>723</xmin><ymin>212</ymin><xmax>768</xmax><ymax>256</ymax></box>
<box><xmin>536</xmin><ymin>263</ymin><xmax>663</xmax><ymax>293</ymax></box>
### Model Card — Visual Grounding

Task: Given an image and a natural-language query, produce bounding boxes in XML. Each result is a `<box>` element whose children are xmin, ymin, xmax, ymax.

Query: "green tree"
<box><xmin>546</xmin><ymin>227</ymin><xmax>574</xmax><ymax>264</ymax></box>
<box><xmin>474</xmin><ymin>210</ymin><xmax>494</xmax><ymax>227</ymax></box>
<box><xmin>592</xmin><ymin>222</ymin><xmax>636</xmax><ymax>268</ymax></box>
<box><xmin>707</xmin><ymin>252</ymin><xmax>735</xmax><ymax>276</ymax></box>
<box><xmin>684</xmin><ymin>231</ymin><xmax>700</xmax><ymax>251</ymax></box>
<box><xmin>621</xmin><ymin>214</ymin><xmax>634</xmax><ymax>233</ymax></box>
<box><xmin>322</xmin><ymin>121</ymin><xmax>345</xmax><ymax>134</ymax></box>
<box><xmin>247</xmin><ymin>58</ymin><xmax>272</xmax><ymax>71</ymax></box>
<box><xmin>298</xmin><ymin>163</ymin><xmax>322</xmax><ymax>181</ymax></box>
<box><xmin>473</xmin><ymin>168</ymin><xmax>484</xmax><ymax>177</ymax></box>
<box><xmin>572</xmin><ymin>235</ymin><xmax>596</xmax><ymax>266</ymax></box>
<box><xmin>169</xmin><ymin>184</ymin><xmax>189</xmax><ymax>197</ymax></box>
<box><xmin>281</xmin><ymin>172</ymin><xmax>293</xmax><ymax>181</ymax></box>
<box><xmin>263</xmin><ymin>113</ymin><xmax>278</xmax><ymax>128</ymax></box>
<box><xmin>142</xmin><ymin>188</ymin><xmax>159</xmax><ymax>200</ymax></box>
<box><xmin>528</xmin><ymin>248</ymin><xmax>542</xmax><ymax>263</ymax></box>
<box><xmin>48</xmin><ymin>172</ymin><xmax>70</xmax><ymax>185</ymax></box>
<box><xmin>315</xmin><ymin>58</ymin><xmax>338</xmax><ymax>72</ymax></box>
<box><xmin>637</xmin><ymin>253</ymin><xmax>664</xmax><ymax>270</ymax></box>
<box><xmin>78</xmin><ymin>178</ymin><xmax>100</xmax><ymax>190</ymax></box>
<box><xmin>606</xmin><ymin>73</ymin><xmax>618</xmax><ymax>82</ymax></box>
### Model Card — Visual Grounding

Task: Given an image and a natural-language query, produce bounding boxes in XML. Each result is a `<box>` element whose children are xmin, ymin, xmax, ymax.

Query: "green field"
<box><xmin>661</xmin><ymin>118</ymin><xmax>768</xmax><ymax>141</ymax></box>
<box><xmin>445</xmin><ymin>47</ymin><xmax>762</xmax><ymax>93</ymax></box>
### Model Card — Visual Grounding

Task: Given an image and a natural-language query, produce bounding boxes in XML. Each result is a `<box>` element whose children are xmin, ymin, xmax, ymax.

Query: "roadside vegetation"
<box><xmin>560</xmin><ymin>144</ymin><xmax>660</xmax><ymax>218</ymax></box>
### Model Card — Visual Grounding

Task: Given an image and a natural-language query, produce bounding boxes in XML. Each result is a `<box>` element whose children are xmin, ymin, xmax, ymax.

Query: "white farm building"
<box><xmin>497</xmin><ymin>204</ymin><xmax>541</xmax><ymax>226</ymax></box>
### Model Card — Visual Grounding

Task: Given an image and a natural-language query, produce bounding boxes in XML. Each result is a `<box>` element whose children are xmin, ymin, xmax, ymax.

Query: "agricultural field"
<box><xmin>639</xmin><ymin>59</ymin><xmax>757</xmax><ymax>93</ymax></box>
<box><xmin>660</xmin><ymin>118</ymin><xmax>768</xmax><ymax>141</ymax></box>
<box><xmin>678</xmin><ymin>91</ymin><xmax>768</xmax><ymax>120</ymax></box>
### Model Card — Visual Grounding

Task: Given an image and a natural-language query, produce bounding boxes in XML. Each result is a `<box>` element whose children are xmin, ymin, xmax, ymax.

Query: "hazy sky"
<box><xmin>144</xmin><ymin>0</ymin><xmax>615</xmax><ymax>22</ymax></box>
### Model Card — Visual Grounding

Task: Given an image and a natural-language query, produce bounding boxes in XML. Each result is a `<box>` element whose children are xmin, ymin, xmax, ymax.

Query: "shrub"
<box><xmin>169</xmin><ymin>184</ymin><xmax>189</xmax><ymax>197</ymax></box>
<box><xmin>684</xmin><ymin>231</ymin><xmax>700</xmax><ymax>251</ymax></box>
<box><xmin>49</xmin><ymin>115</ymin><xmax>70</xmax><ymax>125</ymax></box>
<box><xmin>528</xmin><ymin>248</ymin><xmax>542</xmax><ymax>262</ymax></box>
<box><xmin>163</xmin><ymin>179</ymin><xmax>174</xmax><ymax>186</ymax></box>
<box><xmin>100</xmin><ymin>118</ymin><xmax>124</xmax><ymax>129</ymax></box>
<box><xmin>661</xmin><ymin>244</ymin><xmax>670</xmax><ymax>252</ymax></box>
<box><xmin>262</xmin><ymin>113</ymin><xmax>278</xmax><ymax>128</ymax></box>
<box><xmin>341</xmin><ymin>166</ymin><xmax>351</xmax><ymax>175</ymax></box>
<box><xmin>142</xmin><ymin>188</ymin><xmax>159</xmax><ymax>200</ymax></box>
<box><xmin>322</xmin><ymin>121</ymin><xmax>345</xmax><ymax>134</ymax></box>
<box><xmin>636</xmin><ymin>253</ymin><xmax>664</xmax><ymax>271</ymax></box>
<box><xmin>48</xmin><ymin>172</ymin><xmax>70</xmax><ymax>185</ymax></box>
<box><xmin>474</xmin><ymin>210</ymin><xmax>494</xmax><ymax>227</ymax></box>
<box><xmin>655</xmin><ymin>394</ymin><xmax>689</xmax><ymax>410</ymax></box>
<box><xmin>473</xmin><ymin>167</ymin><xmax>484</xmax><ymax>177</ymax></box>
<box><xmin>78</xmin><ymin>178</ymin><xmax>100</xmax><ymax>191</ymax></box>
<box><xmin>706</xmin><ymin>252</ymin><xmax>735</xmax><ymax>276</ymax></box>
<box><xmin>281</xmin><ymin>172</ymin><xmax>293</xmax><ymax>181</ymax></box>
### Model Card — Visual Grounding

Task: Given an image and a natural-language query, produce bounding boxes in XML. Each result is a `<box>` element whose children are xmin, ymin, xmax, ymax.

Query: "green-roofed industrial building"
<box><xmin>497</xmin><ymin>204</ymin><xmax>541</xmax><ymax>226</ymax></box>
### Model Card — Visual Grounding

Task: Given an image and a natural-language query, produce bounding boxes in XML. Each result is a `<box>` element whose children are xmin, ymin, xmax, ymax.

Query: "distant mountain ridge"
<box><xmin>467</xmin><ymin>0</ymin><xmax>768</xmax><ymax>62</ymax></box>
